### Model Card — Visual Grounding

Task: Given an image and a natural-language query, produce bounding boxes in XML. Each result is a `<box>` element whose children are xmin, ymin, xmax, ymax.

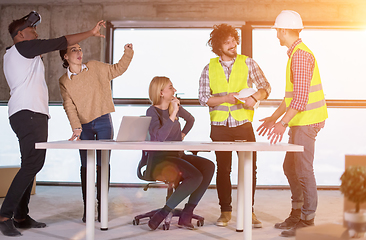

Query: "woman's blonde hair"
<box><xmin>148</xmin><ymin>76</ymin><xmax>174</xmax><ymax>115</ymax></box>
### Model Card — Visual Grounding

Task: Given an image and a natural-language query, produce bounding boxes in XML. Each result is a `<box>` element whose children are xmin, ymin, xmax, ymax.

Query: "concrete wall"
<box><xmin>1</xmin><ymin>0</ymin><xmax>366</xmax><ymax>101</ymax></box>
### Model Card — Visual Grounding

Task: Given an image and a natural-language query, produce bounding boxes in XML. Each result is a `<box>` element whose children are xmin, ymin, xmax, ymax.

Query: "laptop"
<box><xmin>115</xmin><ymin>116</ymin><xmax>151</xmax><ymax>142</ymax></box>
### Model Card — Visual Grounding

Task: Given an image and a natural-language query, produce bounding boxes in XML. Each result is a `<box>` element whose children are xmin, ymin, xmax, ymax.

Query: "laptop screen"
<box><xmin>115</xmin><ymin>116</ymin><xmax>151</xmax><ymax>142</ymax></box>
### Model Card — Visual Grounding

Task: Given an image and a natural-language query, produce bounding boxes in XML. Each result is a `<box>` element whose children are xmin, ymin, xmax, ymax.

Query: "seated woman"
<box><xmin>146</xmin><ymin>76</ymin><xmax>215</xmax><ymax>230</ymax></box>
<box><xmin>58</xmin><ymin>43</ymin><xmax>133</xmax><ymax>222</ymax></box>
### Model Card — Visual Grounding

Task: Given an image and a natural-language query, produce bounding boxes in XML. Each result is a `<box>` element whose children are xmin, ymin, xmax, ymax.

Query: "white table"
<box><xmin>36</xmin><ymin>140</ymin><xmax>303</xmax><ymax>240</ymax></box>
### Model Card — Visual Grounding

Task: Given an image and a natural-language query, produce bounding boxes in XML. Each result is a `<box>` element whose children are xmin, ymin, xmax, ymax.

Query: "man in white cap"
<box><xmin>257</xmin><ymin>10</ymin><xmax>328</xmax><ymax>237</ymax></box>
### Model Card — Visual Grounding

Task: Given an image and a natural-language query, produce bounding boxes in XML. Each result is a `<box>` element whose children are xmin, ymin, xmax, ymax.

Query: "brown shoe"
<box><xmin>216</xmin><ymin>212</ymin><xmax>231</xmax><ymax>227</ymax></box>
<box><xmin>252</xmin><ymin>212</ymin><xmax>262</xmax><ymax>228</ymax></box>
<box><xmin>280</xmin><ymin>218</ymin><xmax>314</xmax><ymax>237</ymax></box>
<box><xmin>274</xmin><ymin>208</ymin><xmax>301</xmax><ymax>229</ymax></box>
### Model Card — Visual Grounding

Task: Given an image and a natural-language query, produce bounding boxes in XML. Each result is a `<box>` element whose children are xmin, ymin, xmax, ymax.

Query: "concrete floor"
<box><xmin>0</xmin><ymin>185</ymin><xmax>344</xmax><ymax>240</ymax></box>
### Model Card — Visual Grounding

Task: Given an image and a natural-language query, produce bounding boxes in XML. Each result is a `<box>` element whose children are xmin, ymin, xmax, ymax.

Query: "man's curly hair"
<box><xmin>207</xmin><ymin>24</ymin><xmax>240</xmax><ymax>56</ymax></box>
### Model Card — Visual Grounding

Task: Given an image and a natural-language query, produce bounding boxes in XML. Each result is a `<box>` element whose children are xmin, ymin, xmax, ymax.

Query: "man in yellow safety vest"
<box><xmin>199</xmin><ymin>23</ymin><xmax>271</xmax><ymax>228</ymax></box>
<box><xmin>257</xmin><ymin>10</ymin><xmax>328</xmax><ymax>237</ymax></box>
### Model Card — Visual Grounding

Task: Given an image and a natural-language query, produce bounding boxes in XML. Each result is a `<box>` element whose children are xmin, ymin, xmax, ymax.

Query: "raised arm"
<box><xmin>106</xmin><ymin>43</ymin><xmax>134</xmax><ymax>80</ymax></box>
<box><xmin>65</xmin><ymin>20</ymin><xmax>106</xmax><ymax>46</ymax></box>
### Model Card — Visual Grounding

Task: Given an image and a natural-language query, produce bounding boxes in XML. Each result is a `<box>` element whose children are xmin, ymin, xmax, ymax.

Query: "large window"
<box><xmin>253</xmin><ymin>28</ymin><xmax>366</xmax><ymax>100</ymax></box>
<box><xmin>111</xmin><ymin>21</ymin><xmax>243</xmax><ymax>99</ymax></box>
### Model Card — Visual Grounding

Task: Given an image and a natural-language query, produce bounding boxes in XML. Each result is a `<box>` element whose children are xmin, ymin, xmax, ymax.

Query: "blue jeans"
<box><xmin>79</xmin><ymin>114</ymin><xmax>113</xmax><ymax>167</ymax></box>
<box><xmin>283</xmin><ymin>126</ymin><xmax>320</xmax><ymax>220</ymax></box>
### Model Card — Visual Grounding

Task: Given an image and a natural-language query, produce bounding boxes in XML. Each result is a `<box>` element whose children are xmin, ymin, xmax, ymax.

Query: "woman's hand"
<box><xmin>124</xmin><ymin>43</ymin><xmax>133</xmax><ymax>50</ymax></box>
<box><xmin>171</xmin><ymin>97</ymin><xmax>180</xmax><ymax>113</ymax></box>
<box><xmin>168</xmin><ymin>97</ymin><xmax>180</xmax><ymax>122</ymax></box>
<box><xmin>69</xmin><ymin>128</ymin><xmax>82</xmax><ymax>141</ymax></box>
<box><xmin>181</xmin><ymin>132</ymin><xmax>186</xmax><ymax>140</ymax></box>
<box><xmin>91</xmin><ymin>20</ymin><xmax>106</xmax><ymax>38</ymax></box>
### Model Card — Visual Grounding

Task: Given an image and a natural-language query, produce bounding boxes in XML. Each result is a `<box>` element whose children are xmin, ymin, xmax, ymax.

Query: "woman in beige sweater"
<box><xmin>59</xmin><ymin>43</ymin><xmax>133</xmax><ymax>222</ymax></box>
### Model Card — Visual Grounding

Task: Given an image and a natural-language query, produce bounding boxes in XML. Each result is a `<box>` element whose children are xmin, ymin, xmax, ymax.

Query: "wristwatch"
<box><xmin>280</xmin><ymin>120</ymin><xmax>288</xmax><ymax>128</ymax></box>
<box><xmin>249</xmin><ymin>95</ymin><xmax>258</xmax><ymax>102</ymax></box>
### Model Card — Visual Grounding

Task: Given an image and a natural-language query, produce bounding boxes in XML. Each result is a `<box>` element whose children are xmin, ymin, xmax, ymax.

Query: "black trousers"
<box><xmin>0</xmin><ymin>110</ymin><xmax>48</xmax><ymax>219</ymax></box>
<box><xmin>210</xmin><ymin>122</ymin><xmax>257</xmax><ymax>212</ymax></box>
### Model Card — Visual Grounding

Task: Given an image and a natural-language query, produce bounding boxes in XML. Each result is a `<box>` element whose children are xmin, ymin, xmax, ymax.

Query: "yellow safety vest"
<box><xmin>285</xmin><ymin>42</ymin><xmax>328</xmax><ymax>127</ymax></box>
<box><xmin>209</xmin><ymin>55</ymin><xmax>254</xmax><ymax>122</ymax></box>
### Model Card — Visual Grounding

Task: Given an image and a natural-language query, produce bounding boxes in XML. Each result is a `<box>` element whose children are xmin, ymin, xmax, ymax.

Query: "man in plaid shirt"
<box><xmin>257</xmin><ymin>10</ymin><xmax>328</xmax><ymax>237</ymax></box>
<box><xmin>199</xmin><ymin>23</ymin><xmax>271</xmax><ymax>228</ymax></box>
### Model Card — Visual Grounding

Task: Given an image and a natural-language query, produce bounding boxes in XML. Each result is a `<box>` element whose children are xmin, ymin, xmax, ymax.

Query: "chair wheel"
<box><xmin>197</xmin><ymin>219</ymin><xmax>204</xmax><ymax>227</ymax></box>
<box><xmin>133</xmin><ymin>219</ymin><xmax>139</xmax><ymax>225</ymax></box>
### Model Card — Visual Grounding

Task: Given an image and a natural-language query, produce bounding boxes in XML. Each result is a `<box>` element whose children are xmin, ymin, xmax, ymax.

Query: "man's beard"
<box><xmin>222</xmin><ymin>48</ymin><xmax>237</xmax><ymax>59</ymax></box>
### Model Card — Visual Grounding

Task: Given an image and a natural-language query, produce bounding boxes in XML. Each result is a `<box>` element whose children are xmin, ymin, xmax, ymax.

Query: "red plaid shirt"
<box><xmin>287</xmin><ymin>39</ymin><xmax>325</xmax><ymax>128</ymax></box>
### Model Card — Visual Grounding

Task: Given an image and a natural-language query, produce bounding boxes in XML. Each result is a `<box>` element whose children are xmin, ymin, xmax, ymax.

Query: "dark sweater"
<box><xmin>146</xmin><ymin>105</ymin><xmax>194</xmax><ymax>142</ymax></box>
<box><xmin>144</xmin><ymin>105</ymin><xmax>195</xmax><ymax>180</ymax></box>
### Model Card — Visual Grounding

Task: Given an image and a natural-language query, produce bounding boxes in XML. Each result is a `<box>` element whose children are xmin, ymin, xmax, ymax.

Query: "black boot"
<box><xmin>97</xmin><ymin>165</ymin><xmax>110</xmax><ymax>222</ymax></box>
<box><xmin>274</xmin><ymin>208</ymin><xmax>301</xmax><ymax>229</ymax></box>
<box><xmin>80</xmin><ymin>167</ymin><xmax>87</xmax><ymax>223</ymax></box>
<box><xmin>281</xmin><ymin>218</ymin><xmax>314</xmax><ymax>237</ymax></box>
<box><xmin>148</xmin><ymin>205</ymin><xmax>172</xmax><ymax>230</ymax></box>
<box><xmin>13</xmin><ymin>215</ymin><xmax>46</xmax><ymax>229</ymax></box>
<box><xmin>178</xmin><ymin>203</ymin><xmax>196</xmax><ymax>230</ymax></box>
<box><xmin>0</xmin><ymin>219</ymin><xmax>21</xmax><ymax>236</ymax></box>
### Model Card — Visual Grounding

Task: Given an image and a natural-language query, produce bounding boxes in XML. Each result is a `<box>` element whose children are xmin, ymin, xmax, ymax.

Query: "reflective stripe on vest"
<box><xmin>209</xmin><ymin>55</ymin><xmax>254</xmax><ymax>122</ymax></box>
<box><xmin>285</xmin><ymin>42</ymin><xmax>328</xmax><ymax>127</ymax></box>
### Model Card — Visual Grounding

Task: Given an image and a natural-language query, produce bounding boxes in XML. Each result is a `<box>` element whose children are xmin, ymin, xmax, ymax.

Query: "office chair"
<box><xmin>132</xmin><ymin>151</ymin><xmax>204</xmax><ymax>230</ymax></box>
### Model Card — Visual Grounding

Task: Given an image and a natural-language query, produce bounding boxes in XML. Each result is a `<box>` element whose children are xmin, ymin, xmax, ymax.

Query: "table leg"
<box><xmin>100</xmin><ymin>150</ymin><xmax>109</xmax><ymax>230</ymax></box>
<box><xmin>86</xmin><ymin>150</ymin><xmax>96</xmax><ymax>240</ymax></box>
<box><xmin>237</xmin><ymin>151</ymin><xmax>253</xmax><ymax>240</ymax></box>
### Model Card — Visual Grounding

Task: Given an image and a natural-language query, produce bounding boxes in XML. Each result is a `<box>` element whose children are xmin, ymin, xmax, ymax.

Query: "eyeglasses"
<box><xmin>11</xmin><ymin>11</ymin><xmax>42</xmax><ymax>39</ymax></box>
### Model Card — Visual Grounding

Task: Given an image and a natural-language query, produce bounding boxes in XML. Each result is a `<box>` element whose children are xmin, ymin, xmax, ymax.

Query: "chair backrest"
<box><xmin>137</xmin><ymin>150</ymin><xmax>150</xmax><ymax>181</ymax></box>
<box><xmin>136</xmin><ymin>130</ymin><xmax>181</xmax><ymax>187</ymax></box>
<box><xmin>137</xmin><ymin>129</ymin><xmax>154</xmax><ymax>181</ymax></box>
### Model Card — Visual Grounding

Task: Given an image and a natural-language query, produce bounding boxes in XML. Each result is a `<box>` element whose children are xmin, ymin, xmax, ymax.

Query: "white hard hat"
<box><xmin>272</xmin><ymin>10</ymin><xmax>304</xmax><ymax>29</ymax></box>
